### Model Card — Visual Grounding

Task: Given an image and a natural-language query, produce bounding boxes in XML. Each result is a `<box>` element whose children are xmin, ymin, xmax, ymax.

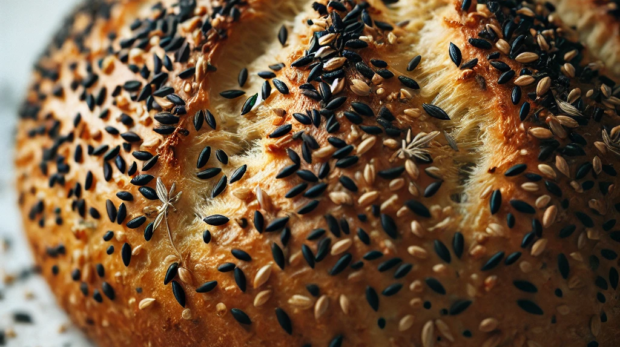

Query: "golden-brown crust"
<box><xmin>14</xmin><ymin>0</ymin><xmax>620</xmax><ymax>346</ymax></box>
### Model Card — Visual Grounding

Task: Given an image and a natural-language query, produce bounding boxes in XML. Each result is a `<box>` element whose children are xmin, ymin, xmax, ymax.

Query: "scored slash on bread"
<box><xmin>14</xmin><ymin>0</ymin><xmax>620</xmax><ymax>346</ymax></box>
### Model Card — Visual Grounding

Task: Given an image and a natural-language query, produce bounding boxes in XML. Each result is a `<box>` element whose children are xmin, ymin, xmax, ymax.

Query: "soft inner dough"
<box><xmin>14</xmin><ymin>0</ymin><xmax>620</xmax><ymax>346</ymax></box>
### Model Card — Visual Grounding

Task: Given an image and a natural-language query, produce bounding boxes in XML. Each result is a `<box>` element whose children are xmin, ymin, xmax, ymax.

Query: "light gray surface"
<box><xmin>0</xmin><ymin>1</ymin><xmax>93</xmax><ymax>346</ymax></box>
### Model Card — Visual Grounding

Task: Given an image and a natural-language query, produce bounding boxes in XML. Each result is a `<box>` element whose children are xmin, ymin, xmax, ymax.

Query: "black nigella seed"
<box><xmin>262</xmin><ymin>81</ymin><xmax>271</xmax><ymax>100</ymax></box>
<box><xmin>266</xmin><ymin>216</ymin><xmax>289</xmax><ymax>232</ymax></box>
<box><xmin>510</xmin><ymin>200</ymin><xmax>535</xmax><ymax>214</ymax></box>
<box><xmin>139</xmin><ymin>187</ymin><xmax>158</xmax><ymax>200</ymax></box>
<box><xmin>514</xmin><ymin>280</ymin><xmax>538</xmax><ymax>293</ymax></box>
<box><xmin>229</xmin><ymin>165</ymin><xmax>247</xmax><ymax>184</ymax></box>
<box><xmin>116</xmin><ymin>191</ymin><xmax>133</xmax><ymax>201</ymax></box>
<box><xmin>329</xmin><ymin>253</ymin><xmax>352</xmax><ymax>276</ymax></box>
<box><xmin>424</xmin><ymin>181</ymin><xmax>443</xmax><ymax>197</ymax></box>
<box><xmin>350</xmin><ymin>102</ymin><xmax>374</xmax><ymax>117</ymax></box>
<box><xmin>171</xmin><ymin>281</ymin><xmax>185</xmax><ymax>307</ymax></box>
<box><xmin>609</xmin><ymin>268</ymin><xmax>619</xmax><ymax>289</ymax></box>
<box><xmin>258</xmin><ymin>71</ymin><xmax>276</xmax><ymax>79</ymax></box>
<box><xmin>407</xmin><ymin>55</ymin><xmax>422</xmax><ymax>71</ymax></box>
<box><xmin>460</xmin><ymin>58</ymin><xmax>478</xmax><ymax>69</ymax></box>
<box><xmin>298</xmin><ymin>200</ymin><xmax>319</xmax><ymax>214</ymax></box>
<box><xmin>93</xmin><ymin>290</ymin><xmax>102</xmax><ymax>303</ymax></box>
<box><xmin>269</xmin><ymin>124</ymin><xmax>292</xmax><ymax>138</ymax></box>
<box><xmin>357</xmin><ymin>228</ymin><xmax>370</xmax><ymax>245</ymax></box>
<box><xmin>371</xmin><ymin>59</ymin><xmax>388</xmax><ymax>68</ymax></box>
<box><xmin>517</xmin><ymin>299</ymin><xmax>543</xmax><ymax>315</ymax></box>
<box><xmin>378</xmin><ymin>166</ymin><xmax>405</xmax><ymax>179</ymax></box>
<box><xmin>519</xmin><ymin>102</ymin><xmax>530</xmax><ymax>121</ymax></box>
<box><xmin>238</xmin><ymin>68</ymin><xmax>248</xmax><ymax>87</ymax></box>
<box><xmin>376</xmin><ymin>69</ymin><xmax>394</xmax><ymax>79</ymax></box>
<box><xmin>434</xmin><ymin>240</ymin><xmax>451</xmax><ymax>263</ymax></box>
<box><xmin>196</xmin><ymin>281</ymin><xmax>218</xmax><ymax>293</ymax></box>
<box><xmin>153</xmin><ymin>126</ymin><xmax>176</xmax><ymax>135</ymax></box>
<box><xmin>364</xmin><ymin>250</ymin><xmax>383</xmax><ymax>261</ymax></box>
<box><xmin>241</xmin><ymin>94</ymin><xmax>258</xmax><ymax>115</ymax></box>
<box><xmin>285</xmin><ymin>183</ymin><xmax>307</xmax><ymax>198</ymax></box>
<box><xmin>203</xmin><ymin>229</ymin><xmax>211</xmax><ymax>244</ymax></box>
<box><xmin>498</xmin><ymin>70</ymin><xmax>515</xmax><ymax>84</ymax></box>
<box><xmin>449</xmin><ymin>300</ymin><xmax>472</xmax><ymax>315</ymax></box>
<box><xmin>511</xmin><ymin>86</ymin><xmax>521</xmax><ymax>104</ymax></box>
<box><xmin>422</xmin><ymin>103</ymin><xmax>450</xmax><ymax>120</ymax></box>
<box><xmin>452</xmin><ymin>232</ymin><xmax>464</xmax><ymax>259</ymax></box>
<box><xmin>273</xmin><ymin>79</ymin><xmax>289</xmax><ymax>94</ymax></box>
<box><xmin>468</xmin><ymin>38</ymin><xmax>491</xmax><ymax>49</ymax></box>
<box><xmin>595</xmin><ymin>276</ymin><xmax>608</xmax><ymax>290</ymax></box>
<box><xmin>205</xmin><ymin>110</ymin><xmax>217</xmax><ymax>129</ymax></box>
<box><xmin>254</xmin><ymin>211</ymin><xmax>264</xmax><ymax>233</ymax></box>
<box><xmin>154</xmin><ymin>112</ymin><xmax>179</xmax><ymax>124</ymax></box>
<box><xmin>194</xmin><ymin>110</ymin><xmax>204</xmax><ymax>131</ymax></box>
<box><xmin>505</xmin><ymin>164</ymin><xmax>526</xmax><ymax>176</ymax></box>
<box><xmin>339</xmin><ymin>176</ymin><xmax>358</xmax><ymax>192</ymax></box>
<box><xmin>211</xmin><ymin>175</ymin><xmax>228</xmax><ymax>198</ymax></box>
<box><xmin>144</xmin><ymin>223</ymin><xmax>154</xmax><ymax>241</ymax></box>
<box><xmin>197</xmin><ymin>146</ymin><xmax>211</xmax><ymax>168</ymax></box>
<box><xmin>130</xmin><ymin>174</ymin><xmax>154</xmax><ymax>186</ymax></box>
<box><xmin>490</xmin><ymin>189</ymin><xmax>501</xmax><ymax>214</ymax></box>
<box><xmin>126</xmin><ymin>216</ymin><xmax>146</xmax><ymax>228</ymax></box>
<box><xmin>382</xmin><ymin>283</ymin><xmax>403</xmax><ymax>296</ymax></box>
<box><xmin>448</xmin><ymin>43</ymin><xmax>462</xmax><ymax>67</ymax></box>
<box><xmin>278</xmin><ymin>25</ymin><xmax>288</xmax><ymax>46</ymax></box>
<box><xmin>405</xmin><ymin>200</ymin><xmax>431</xmax><ymax>217</ymax></box>
<box><xmin>507</xmin><ymin>213</ymin><xmax>515</xmax><ymax>228</ymax></box>
<box><xmin>425</xmin><ymin>277</ymin><xmax>446</xmax><ymax>295</ymax></box>
<box><xmin>481</xmin><ymin>251</ymin><xmax>504</xmax><ymax>271</ymax></box>
<box><xmin>398</xmin><ymin>76</ymin><xmax>420</xmax><ymax>89</ymax></box>
<box><xmin>394</xmin><ymin>263</ymin><xmax>412</xmax><ymax>279</ymax></box>
<box><xmin>490</xmin><ymin>61</ymin><xmax>511</xmax><ymax>72</ymax></box>
<box><xmin>103</xmin><ymin>231</ymin><xmax>114</xmax><ymax>242</ymax></box>
<box><xmin>345</xmin><ymin>39</ymin><xmax>368</xmax><ymax>49</ymax></box>
<box><xmin>329</xmin><ymin>335</ymin><xmax>343</xmax><ymax>347</ymax></box>
<box><xmin>234</xmin><ymin>267</ymin><xmax>246</xmax><ymax>292</ymax></box>
<box><xmin>325</xmin><ymin>214</ymin><xmax>340</xmax><ymax>237</ymax></box>
<box><xmin>366</xmin><ymin>286</ymin><xmax>379</xmax><ymax>311</ymax></box>
<box><xmin>164</xmin><ymin>262</ymin><xmax>178</xmax><ymax>285</ymax></box>
<box><xmin>304</xmin><ymin>183</ymin><xmax>327</xmax><ymax>198</ymax></box>
<box><xmin>505</xmin><ymin>251</ymin><xmax>521</xmax><ymax>265</ymax></box>
<box><xmin>220</xmin><ymin>90</ymin><xmax>245</xmax><ymax>99</ymax></box>
<box><xmin>215</xmin><ymin>149</ymin><xmax>228</xmax><ymax>165</ymax></box>
<box><xmin>197</xmin><ymin>167</ymin><xmax>221</xmax><ymax>180</ymax></box>
<box><xmin>232</xmin><ymin>249</ymin><xmax>252</xmax><ymax>262</ymax></box>
<box><xmin>218</xmin><ymin>263</ymin><xmax>236</xmax><ymax>272</ymax></box>
<box><xmin>231</xmin><ymin>308</ymin><xmax>251</xmax><ymax>325</ymax></box>
<box><xmin>272</xmin><ymin>243</ymin><xmax>286</xmax><ymax>269</ymax></box>
<box><xmin>121</xmin><ymin>243</ymin><xmax>131</xmax><ymax>267</ymax></box>
<box><xmin>378</xmin><ymin>258</ymin><xmax>401</xmax><ymax>272</ymax></box>
<box><xmin>336</xmin><ymin>156</ymin><xmax>359</xmax><ymax>168</ymax></box>
<box><xmin>380</xmin><ymin>214</ymin><xmax>398</xmax><ymax>239</ymax></box>
<box><xmin>275</xmin><ymin>307</ymin><xmax>292</xmax><ymax>335</ymax></box>
<box><xmin>302</xmin><ymin>244</ymin><xmax>315</xmax><ymax>268</ymax></box>
<box><xmin>296</xmin><ymin>170</ymin><xmax>318</xmax><ymax>182</ymax></box>
<box><xmin>105</xmin><ymin>200</ymin><xmax>116</xmax><ymax>223</ymax></box>
<box><xmin>203</xmin><ymin>214</ymin><xmax>229</xmax><ymax>226</ymax></box>
<box><xmin>575</xmin><ymin>212</ymin><xmax>593</xmax><ymax>227</ymax></box>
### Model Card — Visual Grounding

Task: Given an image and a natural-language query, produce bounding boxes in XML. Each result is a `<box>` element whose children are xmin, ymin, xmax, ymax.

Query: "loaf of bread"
<box><xmin>15</xmin><ymin>0</ymin><xmax>620</xmax><ymax>346</ymax></box>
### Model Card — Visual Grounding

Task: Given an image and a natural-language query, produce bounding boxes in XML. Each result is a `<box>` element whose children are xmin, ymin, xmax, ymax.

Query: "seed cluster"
<box><xmin>13</xmin><ymin>0</ymin><xmax>620</xmax><ymax>346</ymax></box>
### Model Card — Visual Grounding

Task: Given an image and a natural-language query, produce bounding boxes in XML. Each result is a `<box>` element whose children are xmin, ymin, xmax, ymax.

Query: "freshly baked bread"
<box><xmin>15</xmin><ymin>0</ymin><xmax>620</xmax><ymax>346</ymax></box>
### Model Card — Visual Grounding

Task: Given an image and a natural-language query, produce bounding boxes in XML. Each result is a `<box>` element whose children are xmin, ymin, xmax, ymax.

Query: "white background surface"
<box><xmin>0</xmin><ymin>1</ymin><xmax>93</xmax><ymax>346</ymax></box>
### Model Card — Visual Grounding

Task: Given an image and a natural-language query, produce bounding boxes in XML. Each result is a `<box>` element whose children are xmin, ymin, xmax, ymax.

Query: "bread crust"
<box><xmin>15</xmin><ymin>0</ymin><xmax>620</xmax><ymax>346</ymax></box>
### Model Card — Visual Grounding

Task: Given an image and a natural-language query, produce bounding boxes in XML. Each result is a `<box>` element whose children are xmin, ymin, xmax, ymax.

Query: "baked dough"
<box><xmin>15</xmin><ymin>0</ymin><xmax>620</xmax><ymax>346</ymax></box>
